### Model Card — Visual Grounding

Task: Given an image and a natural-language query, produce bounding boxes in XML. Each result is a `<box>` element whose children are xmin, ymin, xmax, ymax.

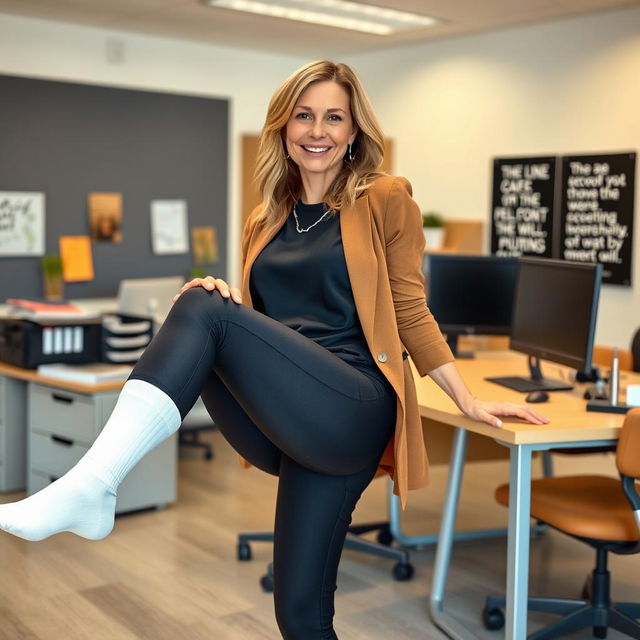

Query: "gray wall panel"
<box><xmin>0</xmin><ymin>74</ymin><xmax>228</xmax><ymax>300</ymax></box>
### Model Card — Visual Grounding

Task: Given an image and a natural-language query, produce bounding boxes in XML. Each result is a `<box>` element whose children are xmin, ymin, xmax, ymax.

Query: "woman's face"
<box><xmin>285</xmin><ymin>80</ymin><xmax>357</xmax><ymax>186</ymax></box>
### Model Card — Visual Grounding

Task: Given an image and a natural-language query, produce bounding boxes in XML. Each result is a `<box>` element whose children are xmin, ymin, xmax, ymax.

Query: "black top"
<box><xmin>249</xmin><ymin>200</ymin><xmax>384</xmax><ymax>384</ymax></box>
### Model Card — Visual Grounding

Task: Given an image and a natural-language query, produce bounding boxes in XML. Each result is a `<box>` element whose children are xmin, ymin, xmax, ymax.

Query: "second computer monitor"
<box><xmin>510</xmin><ymin>258</ymin><xmax>602</xmax><ymax>373</ymax></box>
<box><xmin>425</xmin><ymin>254</ymin><xmax>518</xmax><ymax>356</ymax></box>
<box><xmin>486</xmin><ymin>258</ymin><xmax>602</xmax><ymax>392</ymax></box>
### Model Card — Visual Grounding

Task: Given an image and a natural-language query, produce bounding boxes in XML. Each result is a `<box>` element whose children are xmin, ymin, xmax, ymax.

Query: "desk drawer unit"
<box><xmin>28</xmin><ymin>382</ymin><xmax>177</xmax><ymax>514</ymax></box>
<box><xmin>0</xmin><ymin>375</ymin><xmax>27</xmax><ymax>492</ymax></box>
<box><xmin>31</xmin><ymin>431</ymin><xmax>88</xmax><ymax>477</ymax></box>
<box><xmin>30</xmin><ymin>385</ymin><xmax>99</xmax><ymax>444</ymax></box>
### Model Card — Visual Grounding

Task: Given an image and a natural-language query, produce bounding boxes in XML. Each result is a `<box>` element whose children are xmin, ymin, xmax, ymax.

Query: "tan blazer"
<box><xmin>241</xmin><ymin>175</ymin><xmax>454</xmax><ymax>507</ymax></box>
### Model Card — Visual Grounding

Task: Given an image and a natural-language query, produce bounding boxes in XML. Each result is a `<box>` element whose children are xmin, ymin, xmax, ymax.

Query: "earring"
<box><xmin>348</xmin><ymin>143</ymin><xmax>353</xmax><ymax>162</ymax></box>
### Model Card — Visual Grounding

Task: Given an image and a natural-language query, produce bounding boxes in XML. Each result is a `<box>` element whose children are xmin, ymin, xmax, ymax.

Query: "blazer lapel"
<box><xmin>340</xmin><ymin>194</ymin><xmax>377</xmax><ymax>340</ymax></box>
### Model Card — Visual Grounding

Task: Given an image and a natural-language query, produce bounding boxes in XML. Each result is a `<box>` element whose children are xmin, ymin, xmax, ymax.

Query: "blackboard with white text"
<box><xmin>491</xmin><ymin>157</ymin><xmax>556</xmax><ymax>258</ymax></box>
<box><xmin>559</xmin><ymin>152</ymin><xmax>635</xmax><ymax>286</ymax></box>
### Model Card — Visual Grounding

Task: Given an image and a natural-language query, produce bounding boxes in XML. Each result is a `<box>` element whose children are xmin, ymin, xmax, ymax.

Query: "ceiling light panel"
<box><xmin>204</xmin><ymin>0</ymin><xmax>438</xmax><ymax>36</ymax></box>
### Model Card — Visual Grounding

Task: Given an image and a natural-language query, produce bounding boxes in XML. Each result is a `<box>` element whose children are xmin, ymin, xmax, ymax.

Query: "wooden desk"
<box><xmin>411</xmin><ymin>351</ymin><xmax>638</xmax><ymax>640</ymax></box>
<box><xmin>0</xmin><ymin>361</ymin><xmax>125</xmax><ymax>394</ymax></box>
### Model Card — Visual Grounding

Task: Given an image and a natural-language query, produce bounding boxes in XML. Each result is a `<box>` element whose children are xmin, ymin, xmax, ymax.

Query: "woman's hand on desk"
<box><xmin>463</xmin><ymin>399</ymin><xmax>550</xmax><ymax>428</ymax></box>
<box><xmin>172</xmin><ymin>276</ymin><xmax>243</xmax><ymax>305</ymax></box>
<box><xmin>428</xmin><ymin>362</ymin><xmax>549</xmax><ymax>428</ymax></box>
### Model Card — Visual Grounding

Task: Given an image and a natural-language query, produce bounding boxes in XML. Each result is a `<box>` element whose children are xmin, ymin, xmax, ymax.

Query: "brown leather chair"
<box><xmin>483</xmin><ymin>408</ymin><xmax>640</xmax><ymax>639</ymax></box>
<box><xmin>593</xmin><ymin>344</ymin><xmax>634</xmax><ymax>373</ymax></box>
<box><xmin>632</xmin><ymin>328</ymin><xmax>640</xmax><ymax>373</ymax></box>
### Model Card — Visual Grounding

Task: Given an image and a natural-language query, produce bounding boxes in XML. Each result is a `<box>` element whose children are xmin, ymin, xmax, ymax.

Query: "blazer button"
<box><xmin>377</xmin><ymin>352</ymin><xmax>388</xmax><ymax>363</ymax></box>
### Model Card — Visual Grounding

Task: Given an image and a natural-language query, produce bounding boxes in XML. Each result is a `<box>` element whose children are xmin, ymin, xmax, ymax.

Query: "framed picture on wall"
<box><xmin>150</xmin><ymin>199</ymin><xmax>189</xmax><ymax>255</ymax></box>
<box><xmin>0</xmin><ymin>191</ymin><xmax>45</xmax><ymax>256</ymax></box>
<box><xmin>88</xmin><ymin>192</ymin><xmax>123</xmax><ymax>243</ymax></box>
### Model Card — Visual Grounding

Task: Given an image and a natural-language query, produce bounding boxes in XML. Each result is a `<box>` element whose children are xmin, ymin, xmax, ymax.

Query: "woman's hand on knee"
<box><xmin>172</xmin><ymin>276</ymin><xmax>243</xmax><ymax>305</ymax></box>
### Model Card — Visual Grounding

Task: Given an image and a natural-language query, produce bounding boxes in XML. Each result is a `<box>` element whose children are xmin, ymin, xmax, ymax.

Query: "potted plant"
<box><xmin>422</xmin><ymin>212</ymin><xmax>445</xmax><ymax>250</ymax></box>
<box><xmin>41</xmin><ymin>254</ymin><xmax>64</xmax><ymax>301</ymax></box>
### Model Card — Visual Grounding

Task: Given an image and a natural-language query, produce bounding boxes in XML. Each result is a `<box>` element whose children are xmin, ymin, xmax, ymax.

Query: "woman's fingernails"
<box><xmin>495</xmin><ymin>419</ymin><xmax>502</xmax><ymax>427</ymax></box>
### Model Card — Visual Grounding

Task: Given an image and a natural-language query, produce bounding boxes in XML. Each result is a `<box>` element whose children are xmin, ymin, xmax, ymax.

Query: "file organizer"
<box><xmin>100</xmin><ymin>313</ymin><xmax>152</xmax><ymax>364</ymax></box>
<box><xmin>0</xmin><ymin>313</ymin><xmax>152</xmax><ymax>369</ymax></box>
<box><xmin>0</xmin><ymin>317</ymin><xmax>103</xmax><ymax>369</ymax></box>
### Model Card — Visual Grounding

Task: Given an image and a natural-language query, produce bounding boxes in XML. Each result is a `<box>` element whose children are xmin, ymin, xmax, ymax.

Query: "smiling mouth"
<box><xmin>301</xmin><ymin>145</ymin><xmax>331</xmax><ymax>154</ymax></box>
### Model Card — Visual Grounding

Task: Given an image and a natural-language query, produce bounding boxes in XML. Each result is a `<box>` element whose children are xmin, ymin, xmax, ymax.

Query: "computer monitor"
<box><xmin>486</xmin><ymin>258</ymin><xmax>602</xmax><ymax>393</ymax></box>
<box><xmin>425</xmin><ymin>255</ymin><xmax>518</xmax><ymax>357</ymax></box>
<box><xmin>117</xmin><ymin>276</ymin><xmax>185</xmax><ymax>331</ymax></box>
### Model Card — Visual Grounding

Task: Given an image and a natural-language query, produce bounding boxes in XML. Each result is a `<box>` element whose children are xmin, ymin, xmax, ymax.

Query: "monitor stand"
<box><xmin>446</xmin><ymin>333</ymin><xmax>474</xmax><ymax>359</ymax></box>
<box><xmin>485</xmin><ymin>355</ymin><xmax>574</xmax><ymax>392</ymax></box>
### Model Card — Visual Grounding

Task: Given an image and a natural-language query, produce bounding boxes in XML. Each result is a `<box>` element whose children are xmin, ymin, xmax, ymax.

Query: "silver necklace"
<box><xmin>292</xmin><ymin>204</ymin><xmax>331</xmax><ymax>233</ymax></box>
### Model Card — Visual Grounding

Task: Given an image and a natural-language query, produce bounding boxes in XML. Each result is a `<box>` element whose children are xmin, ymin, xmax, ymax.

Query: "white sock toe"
<box><xmin>0</xmin><ymin>379</ymin><xmax>180</xmax><ymax>542</ymax></box>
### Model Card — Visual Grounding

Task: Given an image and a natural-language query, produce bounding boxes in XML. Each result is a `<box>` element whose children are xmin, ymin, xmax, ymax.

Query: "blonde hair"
<box><xmin>253</xmin><ymin>60</ymin><xmax>386</xmax><ymax>232</ymax></box>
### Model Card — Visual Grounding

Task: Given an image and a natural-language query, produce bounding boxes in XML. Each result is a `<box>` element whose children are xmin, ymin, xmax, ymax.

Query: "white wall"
<box><xmin>1</xmin><ymin>7</ymin><xmax>638</xmax><ymax>348</ymax></box>
<box><xmin>0</xmin><ymin>13</ymin><xmax>305</xmax><ymax>287</ymax></box>
<box><xmin>344</xmin><ymin>5</ymin><xmax>640</xmax><ymax>348</ymax></box>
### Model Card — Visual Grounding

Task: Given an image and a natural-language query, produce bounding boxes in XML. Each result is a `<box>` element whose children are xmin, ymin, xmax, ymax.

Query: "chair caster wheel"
<box><xmin>392</xmin><ymin>562</ymin><xmax>414</xmax><ymax>581</ymax></box>
<box><xmin>237</xmin><ymin>542</ymin><xmax>252</xmax><ymax>561</ymax></box>
<box><xmin>593</xmin><ymin>626</ymin><xmax>607</xmax><ymax>638</ymax></box>
<box><xmin>482</xmin><ymin>606</ymin><xmax>505</xmax><ymax>631</ymax></box>
<box><xmin>376</xmin><ymin>528</ymin><xmax>393</xmax><ymax>546</ymax></box>
<box><xmin>260</xmin><ymin>573</ymin><xmax>274</xmax><ymax>593</ymax></box>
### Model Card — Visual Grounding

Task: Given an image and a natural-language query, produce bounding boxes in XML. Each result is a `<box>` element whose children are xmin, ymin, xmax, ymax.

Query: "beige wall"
<box><xmin>343</xmin><ymin>5</ymin><xmax>640</xmax><ymax>348</ymax></box>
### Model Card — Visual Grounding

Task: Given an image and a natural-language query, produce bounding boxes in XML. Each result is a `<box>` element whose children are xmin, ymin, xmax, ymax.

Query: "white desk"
<box><xmin>411</xmin><ymin>351</ymin><xmax>636</xmax><ymax>640</ymax></box>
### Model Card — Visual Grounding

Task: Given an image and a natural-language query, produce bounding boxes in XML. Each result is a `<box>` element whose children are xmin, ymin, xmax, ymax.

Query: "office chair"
<box><xmin>237</xmin><ymin>478</ymin><xmax>415</xmax><ymax>592</ymax></box>
<box><xmin>553</xmin><ymin>343</ymin><xmax>633</xmax><ymax>457</ymax></box>
<box><xmin>631</xmin><ymin>328</ymin><xmax>640</xmax><ymax>373</ymax></box>
<box><xmin>593</xmin><ymin>345</ymin><xmax>634</xmax><ymax>373</ymax></box>
<box><xmin>591</xmin><ymin>325</ymin><xmax>640</xmax><ymax>380</ymax></box>
<box><xmin>483</xmin><ymin>408</ymin><xmax>640</xmax><ymax>639</ymax></box>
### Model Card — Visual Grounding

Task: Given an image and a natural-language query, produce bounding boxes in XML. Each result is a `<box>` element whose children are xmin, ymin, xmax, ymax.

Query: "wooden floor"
<box><xmin>0</xmin><ymin>430</ymin><xmax>638</xmax><ymax>639</ymax></box>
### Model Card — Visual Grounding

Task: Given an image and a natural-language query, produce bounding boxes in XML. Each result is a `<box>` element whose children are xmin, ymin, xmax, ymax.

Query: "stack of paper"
<box><xmin>37</xmin><ymin>362</ymin><xmax>133</xmax><ymax>384</ymax></box>
<box><xmin>5</xmin><ymin>298</ymin><xmax>100</xmax><ymax>321</ymax></box>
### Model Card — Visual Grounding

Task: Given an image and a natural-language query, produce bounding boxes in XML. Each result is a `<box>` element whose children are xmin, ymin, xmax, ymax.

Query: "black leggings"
<box><xmin>128</xmin><ymin>287</ymin><xmax>397</xmax><ymax>639</ymax></box>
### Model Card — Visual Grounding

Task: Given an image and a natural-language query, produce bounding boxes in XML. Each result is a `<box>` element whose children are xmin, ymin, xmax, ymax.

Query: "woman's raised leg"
<box><xmin>131</xmin><ymin>287</ymin><xmax>396</xmax><ymax>477</ymax></box>
<box><xmin>0</xmin><ymin>287</ymin><xmax>395</xmax><ymax>541</ymax></box>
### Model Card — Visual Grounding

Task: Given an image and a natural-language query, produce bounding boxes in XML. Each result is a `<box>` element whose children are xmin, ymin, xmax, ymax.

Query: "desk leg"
<box><xmin>505</xmin><ymin>444</ymin><xmax>533</xmax><ymax>640</ymax></box>
<box><xmin>541</xmin><ymin>450</ymin><xmax>553</xmax><ymax>478</ymax></box>
<box><xmin>429</xmin><ymin>427</ymin><xmax>471</xmax><ymax>639</ymax></box>
<box><xmin>388</xmin><ymin>486</ymin><xmax>512</xmax><ymax>547</ymax></box>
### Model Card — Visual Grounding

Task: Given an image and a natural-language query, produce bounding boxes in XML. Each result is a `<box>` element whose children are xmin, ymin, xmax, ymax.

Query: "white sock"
<box><xmin>0</xmin><ymin>379</ymin><xmax>181</xmax><ymax>541</ymax></box>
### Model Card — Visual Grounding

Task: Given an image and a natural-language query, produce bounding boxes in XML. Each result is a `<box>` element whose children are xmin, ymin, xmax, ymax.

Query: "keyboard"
<box><xmin>485</xmin><ymin>376</ymin><xmax>573</xmax><ymax>393</ymax></box>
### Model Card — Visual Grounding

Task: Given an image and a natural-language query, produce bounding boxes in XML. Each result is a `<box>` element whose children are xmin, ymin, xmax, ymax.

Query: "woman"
<box><xmin>0</xmin><ymin>61</ymin><xmax>548</xmax><ymax>639</ymax></box>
